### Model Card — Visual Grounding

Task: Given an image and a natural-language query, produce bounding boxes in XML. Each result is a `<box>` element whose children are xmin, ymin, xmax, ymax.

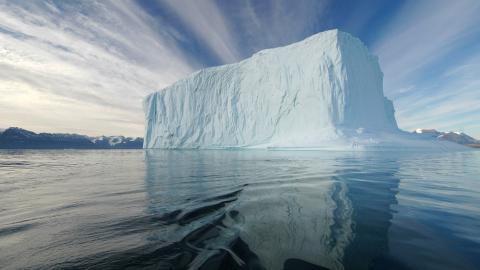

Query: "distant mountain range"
<box><xmin>0</xmin><ymin>127</ymin><xmax>478</xmax><ymax>149</ymax></box>
<box><xmin>413</xmin><ymin>129</ymin><xmax>480</xmax><ymax>148</ymax></box>
<box><xmin>0</xmin><ymin>127</ymin><xmax>143</xmax><ymax>149</ymax></box>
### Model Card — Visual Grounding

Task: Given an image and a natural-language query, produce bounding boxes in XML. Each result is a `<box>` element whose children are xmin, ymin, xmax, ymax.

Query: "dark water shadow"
<box><xmin>49</xmin><ymin>150</ymin><xmax>404</xmax><ymax>270</ymax></box>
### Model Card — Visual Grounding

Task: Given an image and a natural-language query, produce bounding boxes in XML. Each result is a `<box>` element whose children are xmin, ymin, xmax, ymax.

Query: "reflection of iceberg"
<box><xmin>233</xmin><ymin>165</ymin><xmax>353</xmax><ymax>269</ymax></box>
<box><xmin>338</xmin><ymin>156</ymin><xmax>400</xmax><ymax>269</ymax></box>
<box><xmin>140</xmin><ymin>150</ymin><xmax>402</xmax><ymax>270</ymax></box>
<box><xmin>230</xmin><ymin>151</ymin><xmax>401</xmax><ymax>270</ymax></box>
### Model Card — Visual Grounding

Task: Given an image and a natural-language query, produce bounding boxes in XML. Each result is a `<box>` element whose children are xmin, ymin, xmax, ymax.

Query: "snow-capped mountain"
<box><xmin>413</xmin><ymin>129</ymin><xmax>479</xmax><ymax>146</ymax></box>
<box><xmin>0</xmin><ymin>127</ymin><xmax>143</xmax><ymax>149</ymax></box>
<box><xmin>90</xmin><ymin>135</ymin><xmax>144</xmax><ymax>148</ymax></box>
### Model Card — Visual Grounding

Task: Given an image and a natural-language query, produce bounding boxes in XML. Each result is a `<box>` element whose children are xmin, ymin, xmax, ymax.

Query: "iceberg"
<box><xmin>143</xmin><ymin>29</ymin><xmax>467</xmax><ymax>151</ymax></box>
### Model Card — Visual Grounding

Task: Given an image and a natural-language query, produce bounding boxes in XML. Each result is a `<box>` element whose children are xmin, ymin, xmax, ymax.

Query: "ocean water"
<box><xmin>0</xmin><ymin>149</ymin><xmax>479</xmax><ymax>270</ymax></box>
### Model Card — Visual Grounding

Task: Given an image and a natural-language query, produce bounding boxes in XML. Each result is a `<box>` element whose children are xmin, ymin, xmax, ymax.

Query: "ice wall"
<box><xmin>143</xmin><ymin>30</ymin><xmax>400</xmax><ymax>149</ymax></box>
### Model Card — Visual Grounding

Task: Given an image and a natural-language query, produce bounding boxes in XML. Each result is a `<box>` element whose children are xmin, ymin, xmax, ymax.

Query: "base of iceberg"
<box><xmin>205</xmin><ymin>131</ymin><xmax>468</xmax><ymax>152</ymax></box>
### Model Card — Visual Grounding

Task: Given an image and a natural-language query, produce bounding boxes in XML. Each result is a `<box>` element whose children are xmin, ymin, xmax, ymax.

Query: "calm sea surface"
<box><xmin>0</xmin><ymin>149</ymin><xmax>479</xmax><ymax>270</ymax></box>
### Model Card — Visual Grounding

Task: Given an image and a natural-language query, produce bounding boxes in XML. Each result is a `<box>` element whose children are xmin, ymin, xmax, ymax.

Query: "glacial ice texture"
<box><xmin>143</xmin><ymin>30</ymin><xmax>464</xmax><ymax>150</ymax></box>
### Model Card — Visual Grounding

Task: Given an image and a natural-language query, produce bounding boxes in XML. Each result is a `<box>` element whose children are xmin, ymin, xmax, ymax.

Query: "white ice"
<box><xmin>143</xmin><ymin>30</ymin><xmax>467</xmax><ymax>151</ymax></box>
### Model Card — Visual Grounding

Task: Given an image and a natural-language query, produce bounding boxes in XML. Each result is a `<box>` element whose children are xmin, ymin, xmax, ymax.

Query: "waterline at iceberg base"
<box><xmin>143</xmin><ymin>30</ymin><xmax>466</xmax><ymax>151</ymax></box>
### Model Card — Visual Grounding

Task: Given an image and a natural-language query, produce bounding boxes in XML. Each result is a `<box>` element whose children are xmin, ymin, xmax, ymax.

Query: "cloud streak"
<box><xmin>372</xmin><ymin>0</ymin><xmax>480</xmax><ymax>137</ymax></box>
<box><xmin>160</xmin><ymin>0</ymin><xmax>241</xmax><ymax>63</ymax></box>
<box><xmin>0</xmin><ymin>0</ymin><xmax>330</xmax><ymax>136</ymax></box>
<box><xmin>0</xmin><ymin>0</ymin><xmax>478</xmax><ymax>138</ymax></box>
<box><xmin>0</xmin><ymin>0</ymin><xmax>194</xmax><ymax>136</ymax></box>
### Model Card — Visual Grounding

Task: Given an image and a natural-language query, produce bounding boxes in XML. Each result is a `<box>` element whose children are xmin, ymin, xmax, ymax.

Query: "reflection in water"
<box><xmin>140</xmin><ymin>150</ymin><xmax>402</xmax><ymax>270</ymax></box>
<box><xmin>0</xmin><ymin>150</ymin><xmax>479</xmax><ymax>270</ymax></box>
<box><xmin>338</xmin><ymin>158</ymin><xmax>402</xmax><ymax>270</ymax></box>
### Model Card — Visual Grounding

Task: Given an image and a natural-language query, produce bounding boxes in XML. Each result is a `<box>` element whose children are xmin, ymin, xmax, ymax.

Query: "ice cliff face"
<box><xmin>143</xmin><ymin>30</ymin><xmax>399</xmax><ymax>149</ymax></box>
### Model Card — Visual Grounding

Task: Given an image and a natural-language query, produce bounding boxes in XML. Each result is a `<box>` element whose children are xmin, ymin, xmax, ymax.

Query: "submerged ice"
<box><xmin>143</xmin><ymin>30</ymin><xmax>465</xmax><ymax>150</ymax></box>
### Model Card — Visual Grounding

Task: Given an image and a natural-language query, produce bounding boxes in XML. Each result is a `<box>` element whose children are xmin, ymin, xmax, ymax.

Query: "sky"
<box><xmin>0</xmin><ymin>0</ymin><xmax>479</xmax><ymax>138</ymax></box>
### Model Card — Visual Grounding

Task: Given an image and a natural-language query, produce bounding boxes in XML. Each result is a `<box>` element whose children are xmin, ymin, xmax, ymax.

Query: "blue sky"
<box><xmin>0</xmin><ymin>0</ymin><xmax>479</xmax><ymax>137</ymax></box>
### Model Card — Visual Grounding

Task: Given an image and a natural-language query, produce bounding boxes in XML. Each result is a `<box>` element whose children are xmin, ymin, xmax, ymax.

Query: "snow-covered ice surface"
<box><xmin>413</xmin><ymin>129</ymin><xmax>479</xmax><ymax>145</ymax></box>
<box><xmin>144</xmin><ymin>30</ymin><xmax>467</xmax><ymax>151</ymax></box>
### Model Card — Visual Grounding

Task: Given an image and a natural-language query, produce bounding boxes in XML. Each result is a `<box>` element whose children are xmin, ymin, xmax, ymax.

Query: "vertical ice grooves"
<box><xmin>143</xmin><ymin>29</ymin><xmax>399</xmax><ymax>149</ymax></box>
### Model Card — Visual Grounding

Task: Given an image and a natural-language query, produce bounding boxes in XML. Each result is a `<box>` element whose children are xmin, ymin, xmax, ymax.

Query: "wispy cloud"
<box><xmin>160</xmin><ymin>0</ymin><xmax>241</xmax><ymax>63</ymax></box>
<box><xmin>373</xmin><ymin>0</ymin><xmax>480</xmax><ymax>92</ymax></box>
<box><xmin>159</xmin><ymin>0</ymin><xmax>328</xmax><ymax>62</ymax></box>
<box><xmin>0</xmin><ymin>0</ymin><xmax>478</xmax><ymax>138</ymax></box>
<box><xmin>0</xmin><ymin>0</ymin><xmax>195</xmax><ymax>136</ymax></box>
<box><xmin>395</xmin><ymin>57</ymin><xmax>480</xmax><ymax>135</ymax></box>
<box><xmin>0</xmin><ymin>0</ymin><xmax>330</xmax><ymax>136</ymax></box>
<box><xmin>223</xmin><ymin>0</ymin><xmax>328</xmax><ymax>56</ymax></box>
<box><xmin>372</xmin><ymin>0</ymin><xmax>480</xmax><ymax>137</ymax></box>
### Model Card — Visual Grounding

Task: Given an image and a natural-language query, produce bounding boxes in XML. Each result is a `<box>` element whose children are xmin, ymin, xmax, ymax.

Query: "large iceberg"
<box><xmin>143</xmin><ymin>30</ymin><xmax>466</xmax><ymax>150</ymax></box>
